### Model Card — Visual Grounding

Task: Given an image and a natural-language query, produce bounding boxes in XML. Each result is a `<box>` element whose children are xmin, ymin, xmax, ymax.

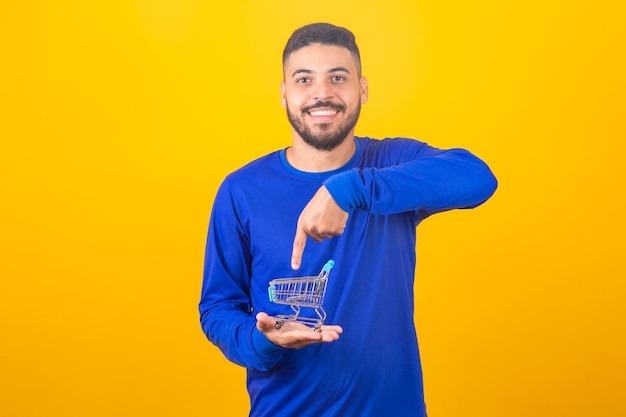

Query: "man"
<box><xmin>200</xmin><ymin>23</ymin><xmax>497</xmax><ymax>417</ymax></box>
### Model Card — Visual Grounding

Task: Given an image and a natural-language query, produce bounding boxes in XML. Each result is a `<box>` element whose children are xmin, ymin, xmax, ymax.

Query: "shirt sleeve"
<box><xmin>323</xmin><ymin>138</ymin><xmax>498</xmax><ymax>217</ymax></box>
<box><xmin>199</xmin><ymin>179</ymin><xmax>287</xmax><ymax>371</ymax></box>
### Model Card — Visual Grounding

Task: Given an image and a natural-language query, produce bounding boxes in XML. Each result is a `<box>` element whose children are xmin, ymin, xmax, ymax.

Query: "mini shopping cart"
<box><xmin>267</xmin><ymin>260</ymin><xmax>335</xmax><ymax>331</ymax></box>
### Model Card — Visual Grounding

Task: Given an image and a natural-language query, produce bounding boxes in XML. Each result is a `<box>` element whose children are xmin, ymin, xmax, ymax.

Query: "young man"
<box><xmin>200</xmin><ymin>23</ymin><xmax>497</xmax><ymax>417</ymax></box>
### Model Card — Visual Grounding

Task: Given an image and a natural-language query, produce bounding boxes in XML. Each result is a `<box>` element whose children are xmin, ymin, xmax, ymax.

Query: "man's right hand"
<box><xmin>255</xmin><ymin>312</ymin><xmax>343</xmax><ymax>349</ymax></box>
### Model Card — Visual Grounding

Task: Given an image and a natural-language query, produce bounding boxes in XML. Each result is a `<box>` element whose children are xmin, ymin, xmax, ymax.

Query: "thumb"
<box><xmin>256</xmin><ymin>312</ymin><xmax>275</xmax><ymax>332</ymax></box>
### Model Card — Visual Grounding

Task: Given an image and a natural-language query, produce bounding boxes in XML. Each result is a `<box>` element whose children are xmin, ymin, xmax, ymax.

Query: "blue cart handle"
<box><xmin>322</xmin><ymin>260</ymin><xmax>335</xmax><ymax>273</ymax></box>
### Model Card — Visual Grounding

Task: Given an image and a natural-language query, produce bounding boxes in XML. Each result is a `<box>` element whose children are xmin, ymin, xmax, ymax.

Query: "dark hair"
<box><xmin>282</xmin><ymin>23</ymin><xmax>361</xmax><ymax>75</ymax></box>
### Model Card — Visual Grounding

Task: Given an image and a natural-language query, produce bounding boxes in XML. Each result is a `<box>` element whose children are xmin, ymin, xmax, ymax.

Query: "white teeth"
<box><xmin>309</xmin><ymin>110</ymin><xmax>337</xmax><ymax>116</ymax></box>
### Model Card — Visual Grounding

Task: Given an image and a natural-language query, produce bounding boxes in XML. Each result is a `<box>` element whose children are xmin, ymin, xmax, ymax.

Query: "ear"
<box><xmin>280</xmin><ymin>80</ymin><xmax>287</xmax><ymax>108</ymax></box>
<box><xmin>360</xmin><ymin>76</ymin><xmax>369</xmax><ymax>104</ymax></box>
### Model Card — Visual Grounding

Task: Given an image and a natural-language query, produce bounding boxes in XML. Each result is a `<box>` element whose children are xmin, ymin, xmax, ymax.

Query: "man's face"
<box><xmin>281</xmin><ymin>43</ymin><xmax>368</xmax><ymax>151</ymax></box>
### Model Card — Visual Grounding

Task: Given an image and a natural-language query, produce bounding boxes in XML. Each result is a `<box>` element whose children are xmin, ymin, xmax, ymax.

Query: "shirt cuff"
<box><xmin>251</xmin><ymin>326</ymin><xmax>288</xmax><ymax>359</ymax></box>
<box><xmin>323</xmin><ymin>169</ymin><xmax>367</xmax><ymax>211</ymax></box>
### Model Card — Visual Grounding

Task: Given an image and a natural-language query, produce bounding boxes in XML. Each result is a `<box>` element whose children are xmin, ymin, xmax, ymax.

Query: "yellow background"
<box><xmin>1</xmin><ymin>1</ymin><xmax>625</xmax><ymax>416</ymax></box>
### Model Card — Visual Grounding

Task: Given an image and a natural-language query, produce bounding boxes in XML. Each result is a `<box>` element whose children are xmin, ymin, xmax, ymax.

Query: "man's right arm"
<box><xmin>199</xmin><ymin>180</ymin><xmax>288</xmax><ymax>371</ymax></box>
<box><xmin>199</xmin><ymin>180</ymin><xmax>343</xmax><ymax>370</ymax></box>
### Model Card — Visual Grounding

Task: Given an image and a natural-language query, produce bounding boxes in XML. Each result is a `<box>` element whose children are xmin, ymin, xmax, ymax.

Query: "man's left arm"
<box><xmin>324</xmin><ymin>141</ymin><xmax>498</xmax><ymax>217</ymax></box>
<box><xmin>290</xmin><ymin>139</ymin><xmax>497</xmax><ymax>268</ymax></box>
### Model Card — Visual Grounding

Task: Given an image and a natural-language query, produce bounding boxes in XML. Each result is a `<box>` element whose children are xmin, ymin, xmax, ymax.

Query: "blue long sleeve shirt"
<box><xmin>199</xmin><ymin>136</ymin><xmax>497</xmax><ymax>417</ymax></box>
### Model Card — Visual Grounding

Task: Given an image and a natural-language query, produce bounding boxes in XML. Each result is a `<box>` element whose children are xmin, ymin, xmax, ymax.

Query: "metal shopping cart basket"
<box><xmin>268</xmin><ymin>260</ymin><xmax>335</xmax><ymax>331</ymax></box>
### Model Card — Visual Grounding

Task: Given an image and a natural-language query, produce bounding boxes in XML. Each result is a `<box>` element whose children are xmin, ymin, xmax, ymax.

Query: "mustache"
<box><xmin>302</xmin><ymin>101</ymin><xmax>346</xmax><ymax>113</ymax></box>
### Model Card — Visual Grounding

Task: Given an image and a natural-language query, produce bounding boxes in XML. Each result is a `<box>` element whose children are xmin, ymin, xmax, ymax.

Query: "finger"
<box><xmin>291</xmin><ymin>227</ymin><xmax>307</xmax><ymax>270</ymax></box>
<box><xmin>316</xmin><ymin>325</ymin><xmax>343</xmax><ymax>342</ymax></box>
<box><xmin>319</xmin><ymin>325</ymin><xmax>343</xmax><ymax>339</ymax></box>
<box><xmin>320</xmin><ymin>324</ymin><xmax>343</xmax><ymax>334</ymax></box>
<box><xmin>319</xmin><ymin>330</ymin><xmax>341</xmax><ymax>342</ymax></box>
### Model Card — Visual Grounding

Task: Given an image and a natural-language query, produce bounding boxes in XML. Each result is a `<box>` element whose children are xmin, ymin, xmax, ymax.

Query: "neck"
<box><xmin>285</xmin><ymin>133</ymin><xmax>357</xmax><ymax>172</ymax></box>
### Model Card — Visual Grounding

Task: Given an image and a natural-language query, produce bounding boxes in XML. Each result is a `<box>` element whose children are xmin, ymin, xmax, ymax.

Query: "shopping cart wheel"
<box><xmin>274</xmin><ymin>320</ymin><xmax>284</xmax><ymax>329</ymax></box>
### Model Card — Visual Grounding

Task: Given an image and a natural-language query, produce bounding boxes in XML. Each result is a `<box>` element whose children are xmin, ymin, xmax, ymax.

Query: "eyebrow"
<box><xmin>290</xmin><ymin>67</ymin><xmax>351</xmax><ymax>78</ymax></box>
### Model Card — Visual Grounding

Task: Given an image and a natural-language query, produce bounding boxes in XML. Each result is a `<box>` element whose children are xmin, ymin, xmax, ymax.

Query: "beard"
<box><xmin>286</xmin><ymin>100</ymin><xmax>361</xmax><ymax>151</ymax></box>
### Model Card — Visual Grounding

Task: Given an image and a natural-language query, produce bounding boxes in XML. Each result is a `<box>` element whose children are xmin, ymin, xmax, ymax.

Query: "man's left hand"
<box><xmin>291</xmin><ymin>185</ymin><xmax>348</xmax><ymax>270</ymax></box>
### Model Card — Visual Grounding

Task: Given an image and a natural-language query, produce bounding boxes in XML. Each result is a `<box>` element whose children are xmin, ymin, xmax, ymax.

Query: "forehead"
<box><xmin>283</xmin><ymin>43</ymin><xmax>358</xmax><ymax>76</ymax></box>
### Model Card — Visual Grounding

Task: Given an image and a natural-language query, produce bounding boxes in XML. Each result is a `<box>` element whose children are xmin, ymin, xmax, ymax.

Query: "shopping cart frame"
<box><xmin>268</xmin><ymin>260</ymin><xmax>335</xmax><ymax>331</ymax></box>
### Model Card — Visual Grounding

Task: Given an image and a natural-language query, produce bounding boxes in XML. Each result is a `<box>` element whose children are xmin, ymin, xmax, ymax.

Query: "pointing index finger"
<box><xmin>291</xmin><ymin>226</ymin><xmax>307</xmax><ymax>270</ymax></box>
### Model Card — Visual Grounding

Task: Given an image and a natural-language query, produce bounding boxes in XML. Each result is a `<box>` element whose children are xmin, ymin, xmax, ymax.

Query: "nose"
<box><xmin>312</xmin><ymin>79</ymin><xmax>333</xmax><ymax>101</ymax></box>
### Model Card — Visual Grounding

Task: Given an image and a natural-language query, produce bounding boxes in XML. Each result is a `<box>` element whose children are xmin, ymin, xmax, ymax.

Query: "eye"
<box><xmin>296</xmin><ymin>77</ymin><xmax>310</xmax><ymax>84</ymax></box>
<box><xmin>332</xmin><ymin>75</ymin><xmax>346</xmax><ymax>82</ymax></box>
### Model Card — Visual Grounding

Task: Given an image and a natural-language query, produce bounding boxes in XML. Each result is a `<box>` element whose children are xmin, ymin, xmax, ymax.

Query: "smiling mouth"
<box><xmin>303</xmin><ymin>101</ymin><xmax>345</xmax><ymax>118</ymax></box>
<box><xmin>309</xmin><ymin>109</ymin><xmax>339</xmax><ymax>117</ymax></box>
